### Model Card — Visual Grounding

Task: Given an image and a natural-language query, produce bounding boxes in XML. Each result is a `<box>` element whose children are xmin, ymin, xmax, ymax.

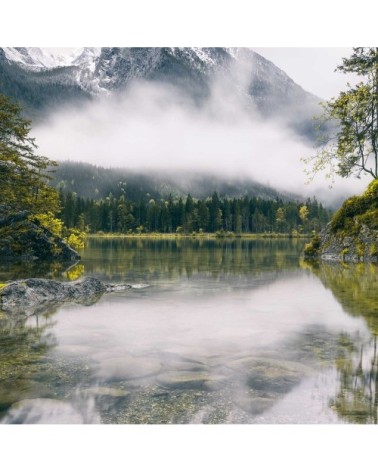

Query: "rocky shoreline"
<box><xmin>0</xmin><ymin>276</ymin><xmax>134</xmax><ymax>313</ymax></box>
<box><xmin>304</xmin><ymin>179</ymin><xmax>378</xmax><ymax>263</ymax></box>
<box><xmin>304</xmin><ymin>223</ymin><xmax>378</xmax><ymax>263</ymax></box>
<box><xmin>320</xmin><ymin>224</ymin><xmax>378</xmax><ymax>262</ymax></box>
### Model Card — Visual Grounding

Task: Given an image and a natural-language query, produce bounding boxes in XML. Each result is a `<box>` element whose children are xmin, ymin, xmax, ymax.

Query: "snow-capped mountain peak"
<box><xmin>2</xmin><ymin>47</ymin><xmax>74</xmax><ymax>70</ymax></box>
<box><xmin>71</xmin><ymin>47</ymin><xmax>101</xmax><ymax>68</ymax></box>
<box><xmin>0</xmin><ymin>47</ymin><xmax>322</xmax><ymax>141</ymax></box>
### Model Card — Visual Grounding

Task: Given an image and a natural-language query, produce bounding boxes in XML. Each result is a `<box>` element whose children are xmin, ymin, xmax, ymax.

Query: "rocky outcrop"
<box><xmin>0</xmin><ymin>211</ymin><xmax>80</xmax><ymax>262</ymax></box>
<box><xmin>304</xmin><ymin>180</ymin><xmax>378</xmax><ymax>263</ymax></box>
<box><xmin>305</xmin><ymin>223</ymin><xmax>378</xmax><ymax>263</ymax></box>
<box><xmin>0</xmin><ymin>276</ymin><xmax>132</xmax><ymax>311</ymax></box>
<box><xmin>319</xmin><ymin>224</ymin><xmax>378</xmax><ymax>262</ymax></box>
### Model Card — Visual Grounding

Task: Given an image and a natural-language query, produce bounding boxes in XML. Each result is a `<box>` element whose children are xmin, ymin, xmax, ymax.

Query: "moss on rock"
<box><xmin>305</xmin><ymin>180</ymin><xmax>378</xmax><ymax>262</ymax></box>
<box><xmin>0</xmin><ymin>212</ymin><xmax>80</xmax><ymax>262</ymax></box>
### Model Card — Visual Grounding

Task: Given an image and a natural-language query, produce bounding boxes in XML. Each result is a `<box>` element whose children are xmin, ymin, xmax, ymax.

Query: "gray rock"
<box><xmin>319</xmin><ymin>223</ymin><xmax>378</xmax><ymax>262</ymax></box>
<box><xmin>156</xmin><ymin>371</ymin><xmax>225</xmax><ymax>391</ymax></box>
<box><xmin>0</xmin><ymin>276</ymin><xmax>132</xmax><ymax>310</ymax></box>
<box><xmin>226</xmin><ymin>357</ymin><xmax>308</xmax><ymax>394</ymax></box>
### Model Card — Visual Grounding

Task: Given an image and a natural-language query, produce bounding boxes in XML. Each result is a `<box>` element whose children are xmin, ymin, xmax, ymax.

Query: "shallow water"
<box><xmin>1</xmin><ymin>238</ymin><xmax>377</xmax><ymax>424</ymax></box>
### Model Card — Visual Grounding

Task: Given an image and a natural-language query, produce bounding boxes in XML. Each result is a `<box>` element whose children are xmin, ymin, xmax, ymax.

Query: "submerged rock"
<box><xmin>156</xmin><ymin>371</ymin><xmax>225</xmax><ymax>391</ymax></box>
<box><xmin>0</xmin><ymin>276</ymin><xmax>132</xmax><ymax>311</ymax></box>
<box><xmin>226</xmin><ymin>357</ymin><xmax>309</xmax><ymax>394</ymax></box>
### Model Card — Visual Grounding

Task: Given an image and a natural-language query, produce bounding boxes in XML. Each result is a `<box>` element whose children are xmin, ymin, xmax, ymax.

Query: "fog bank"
<box><xmin>33</xmin><ymin>77</ymin><xmax>368</xmax><ymax>204</ymax></box>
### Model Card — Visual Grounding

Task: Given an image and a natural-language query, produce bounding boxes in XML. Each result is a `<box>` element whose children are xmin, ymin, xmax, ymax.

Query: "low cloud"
<box><xmin>33</xmin><ymin>71</ymin><xmax>368</xmax><ymax>205</ymax></box>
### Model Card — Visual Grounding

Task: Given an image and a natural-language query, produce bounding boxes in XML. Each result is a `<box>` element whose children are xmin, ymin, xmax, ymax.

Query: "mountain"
<box><xmin>0</xmin><ymin>48</ymin><xmax>90</xmax><ymax>117</ymax></box>
<box><xmin>51</xmin><ymin>161</ymin><xmax>300</xmax><ymax>202</ymax></box>
<box><xmin>0</xmin><ymin>47</ymin><xmax>323</xmax><ymax>140</ymax></box>
<box><xmin>2</xmin><ymin>47</ymin><xmax>74</xmax><ymax>70</ymax></box>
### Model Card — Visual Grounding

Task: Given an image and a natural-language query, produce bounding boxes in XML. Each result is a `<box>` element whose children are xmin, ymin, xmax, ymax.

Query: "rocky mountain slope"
<box><xmin>0</xmin><ymin>47</ymin><xmax>323</xmax><ymax>140</ymax></box>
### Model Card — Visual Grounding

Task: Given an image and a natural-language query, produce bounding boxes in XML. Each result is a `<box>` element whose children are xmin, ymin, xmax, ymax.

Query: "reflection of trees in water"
<box><xmin>0</xmin><ymin>310</ymin><xmax>57</xmax><ymax>414</ymax></box>
<box><xmin>0</xmin><ymin>259</ymin><xmax>79</xmax><ymax>284</ymax></box>
<box><xmin>305</xmin><ymin>261</ymin><xmax>378</xmax><ymax>423</ymax></box>
<box><xmin>80</xmin><ymin>237</ymin><xmax>306</xmax><ymax>281</ymax></box>
<box><xmin>0</xmin><ymin>238</ymin><xmax>306</xmax><ymax>283</ymax></box>
<box><xmin>331</xmin><ymin>335</ymin><xmax>378</xmax><ymax>424</ymax></box>
<box><xmin>304</xmin><ymin>261</ymin><xmax>378</xmax><ymax>333</ymax></box>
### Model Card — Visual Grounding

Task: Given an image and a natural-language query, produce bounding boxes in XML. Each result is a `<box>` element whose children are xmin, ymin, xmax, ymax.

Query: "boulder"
<box><xmin>0</xmin><ymin>276</ymin><xmax>131</xmax><ymax>310</ymax></box>
<box><xmin>316</xmin><ymin>223</ymin><xmax>378</xmax><ymax>262</ymax></box>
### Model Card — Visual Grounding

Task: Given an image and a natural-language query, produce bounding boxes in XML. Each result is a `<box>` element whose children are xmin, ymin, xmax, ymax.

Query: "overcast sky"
<box><xmin>252</xmin><ymin>48</ymin><xmax>359</xmax><ymax>100</ymax></box>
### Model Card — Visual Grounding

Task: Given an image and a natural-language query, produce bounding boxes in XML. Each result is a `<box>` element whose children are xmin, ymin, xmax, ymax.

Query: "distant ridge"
<box><xmin>51</xmin><ymin>161</ymin><xmax>301</xmax><ymax>202</ymax></box>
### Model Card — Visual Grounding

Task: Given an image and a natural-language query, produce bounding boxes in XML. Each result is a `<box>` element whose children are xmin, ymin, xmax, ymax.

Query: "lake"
<box><xmin>0</xmin><ymin>237</ymin><xmax>377</xmax><ymax>424</ymax></box>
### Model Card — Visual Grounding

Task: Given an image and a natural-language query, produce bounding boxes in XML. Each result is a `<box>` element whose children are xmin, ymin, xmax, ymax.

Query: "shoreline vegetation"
<box><xmin>304</xmin><ymin>180</ymin><xmax>378</xmax><ymax>262</ymax></box>
<box><xmin>302</xmin><ymin>48</ymin><xmax>378</xmax><ymax>262</ymax></box>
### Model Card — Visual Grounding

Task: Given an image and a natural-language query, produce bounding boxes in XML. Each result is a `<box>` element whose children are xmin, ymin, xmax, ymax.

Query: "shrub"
<box><xmin>65</xmin><ymin>229</ymin><xmax>87</xmax><ymax>250</ymax></box>
<box><xmin>330</xmin><ymin>180</ymin><xmax>378</xmax><ymax>234</ymax></box>
<box><xmin>304</xmin><ymin>233</ymin><xmax>321</xmax><ymax>257</ymax></box>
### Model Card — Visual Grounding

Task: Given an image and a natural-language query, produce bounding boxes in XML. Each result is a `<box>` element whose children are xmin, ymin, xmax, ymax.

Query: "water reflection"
<box><xmin>0</xmin><ymin>259</ymin><xmax>79</xmax><ymax>284</ymax></box>
<box><xmin>79</xmin><ymin>237</ymin><xmax>306</xmax><ymax>283</ymax></box>
<box><xmin>1</xmin><ymin>239</ymin><xmax>377</xmax><ymax>424</ymax></box>
<box><xmin>305</xmin><ymin>261</ymin><xmax>378</xmax><ymax>424</ymax></box>
<box><xmin>0</xmin><ymin>311</ymin><xmax>57</xmax><ymax>414</ymax></box>
<box><xmin>330</xmin><ymin>337</ymin><xmax>378</xmax><ymax>424</ymax></box>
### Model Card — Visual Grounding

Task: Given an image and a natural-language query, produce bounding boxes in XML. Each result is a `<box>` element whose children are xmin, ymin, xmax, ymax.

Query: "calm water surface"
<box><xmin>0</xmin><ymin>238</ymin><xmax>377</xmax><ymax>424</ymax></box>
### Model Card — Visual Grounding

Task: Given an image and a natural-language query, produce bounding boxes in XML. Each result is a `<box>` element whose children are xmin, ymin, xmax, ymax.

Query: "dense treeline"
<box><xmin>58</xmin><ymin>189</ymin><xmax>332</xmax><ymax>235</ymax></box>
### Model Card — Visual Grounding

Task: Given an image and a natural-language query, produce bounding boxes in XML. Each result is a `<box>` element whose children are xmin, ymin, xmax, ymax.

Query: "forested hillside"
<box><xmin>51</xmin><ymin>161</ymin><xmax>299</xmax><ymax>201</ymax></box>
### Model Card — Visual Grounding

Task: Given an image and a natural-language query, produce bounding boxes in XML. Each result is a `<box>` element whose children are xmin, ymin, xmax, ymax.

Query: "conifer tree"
<box><xmin>0</xmin><ymin>94</ymin><xmax>59</xmax><ymax>216</ymax></box>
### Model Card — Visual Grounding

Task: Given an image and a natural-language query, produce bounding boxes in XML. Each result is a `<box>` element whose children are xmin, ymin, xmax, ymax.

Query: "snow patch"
<box><xmin>3</xmin><ymin>47</ymin><xmax>74</xmax><ymax>70</ymax></box>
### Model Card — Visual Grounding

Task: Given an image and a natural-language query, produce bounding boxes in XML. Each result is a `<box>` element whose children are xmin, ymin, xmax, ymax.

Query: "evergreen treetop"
<box><xmin>0</xmin><ymin>93</ymin><xmax>59</xmax><ymax>216</ymax></box>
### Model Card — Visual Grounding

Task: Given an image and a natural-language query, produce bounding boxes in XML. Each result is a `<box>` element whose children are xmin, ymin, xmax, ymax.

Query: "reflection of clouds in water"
<box><xmin>28</xmin><ymin>271</ymin><xmax>366</xmax><ymax>423</ymax></box>
<box><xmin>54</xmin><ymin>273</ymin><xmax>368</xmax><ymax>359</ymax></box>
<box><xmin>1</xmin><ymin>397</ymin><xmax>100</xmax><ymax>424</ymax></box>
<box><xmin>252</xmin><ymin>368</ymin><xmax>343</xmax><ymax>424</ymax></box>
<box><xmin>2</xmin><ymin>243</ymin><xmax>376</xmax><ymax>423</ymax></box>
